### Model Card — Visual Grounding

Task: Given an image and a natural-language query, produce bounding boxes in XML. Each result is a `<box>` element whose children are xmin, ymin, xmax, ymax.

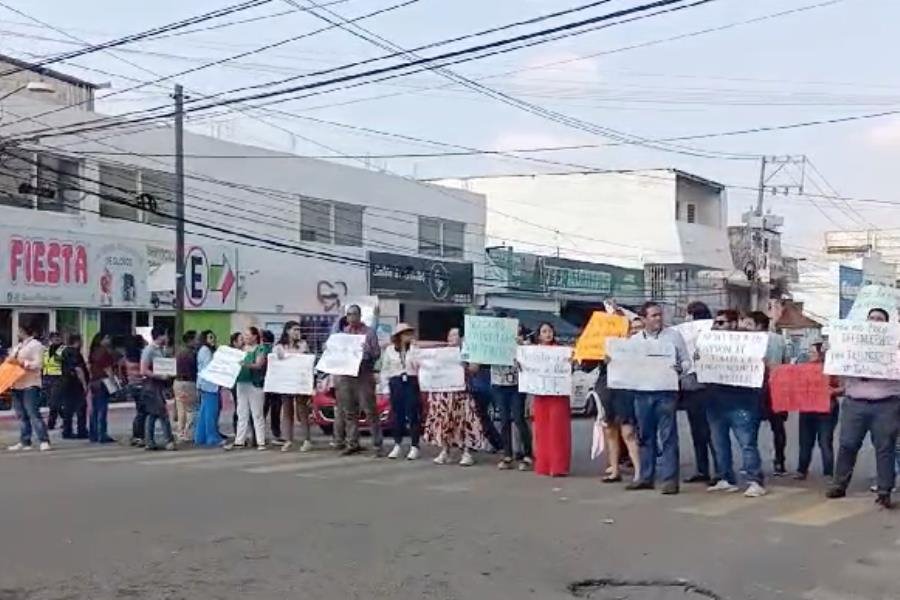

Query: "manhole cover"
<box><xmin>569</xmin><ymin>578</ymin><xmax>723</xmax><ymax>600</ymax></box>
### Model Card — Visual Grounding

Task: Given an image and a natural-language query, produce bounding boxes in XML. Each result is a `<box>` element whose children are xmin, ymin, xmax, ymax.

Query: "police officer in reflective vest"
<box><xmin>42</xmin><ymin>332</ymin><xmax>64</xmax><ymax>430</ymax></box>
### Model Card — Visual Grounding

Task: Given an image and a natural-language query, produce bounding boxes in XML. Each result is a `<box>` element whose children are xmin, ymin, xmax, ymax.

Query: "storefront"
<box><xmin>368</xmin><ymin>251</ymin><xmax>474</xmax><ymax>341</ymax></box>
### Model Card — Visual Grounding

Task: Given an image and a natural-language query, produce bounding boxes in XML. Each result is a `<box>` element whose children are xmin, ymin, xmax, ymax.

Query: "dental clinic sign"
<box><xmin>0</xmin><ymin>227</ymin><xmax>150</xmax><ymax>308</ymax></box>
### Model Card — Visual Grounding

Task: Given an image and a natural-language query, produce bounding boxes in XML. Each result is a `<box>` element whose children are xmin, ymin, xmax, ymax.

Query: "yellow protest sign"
<box><xmin>574</xmin><ymin>312</ymin><xmax>629</xmax><ymax>361</ymax></box>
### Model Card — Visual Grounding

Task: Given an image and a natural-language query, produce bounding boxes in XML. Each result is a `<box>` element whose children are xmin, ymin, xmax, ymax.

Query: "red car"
<box><xmin>312</xmin><ymin>375</ymin><xmax>392</xmax><ymax>436</ymax></box>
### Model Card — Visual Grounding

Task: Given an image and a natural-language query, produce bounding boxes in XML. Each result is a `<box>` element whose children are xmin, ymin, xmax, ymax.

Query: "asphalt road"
<box><xmin>0</xmin><ymin>411</ymin><xmax>897</xmax><ymax>600</ymax></box>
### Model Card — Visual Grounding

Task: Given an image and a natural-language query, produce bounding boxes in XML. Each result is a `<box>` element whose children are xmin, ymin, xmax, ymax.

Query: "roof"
<box><xmin>0</xmin><ymin>53</ymin><xmax>99</xmax><ymax>89</ymax></box>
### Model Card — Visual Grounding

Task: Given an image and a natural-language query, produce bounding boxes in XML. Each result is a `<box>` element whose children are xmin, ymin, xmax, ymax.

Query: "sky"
<box><xmin>1</xmin><ymin>0</ymin><xmax>898</xmax><ymax>266</ymax></box>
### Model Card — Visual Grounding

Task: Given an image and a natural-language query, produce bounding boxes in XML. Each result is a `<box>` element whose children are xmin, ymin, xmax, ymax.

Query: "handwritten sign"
<box><xmin>573</xmin><ymin>312</ymin><xmax>629</xmax><ymax>361</ymax></box>
<box><xmin>847</xmin><ymin>284</ymin><xmax>900</xmax><ymax>321</ymax></box>
<box><xmin>152</xmin><ymin>357</ymin><xmax>177</xmax><ymax>378</ymax></box>
<box><xmin>824</xmin><ymin>320</ymin><xmax>900</xmax><ymax>380</ymax></box>
<box><xmin>695</xmin><ymin>331</ymin><xmax>769</xmax><ymax>388</ymax></box>
<box><xmin>461</xmin><ymin>315</ymin><xmax>518</xmax><ymax>366</ymax></box>
<box><xmin>418</xmin><ymin>347</ymin><xmax>466</xmax><ymax>392</ymax></box>
<box><xmin>769</xmin><ymin>364</ymin><xmax>831</xmax><ymax>413</ymax></box>
<box><xmin>517</xmin><ymin>345</ymin><xmax>573</xmax><ymax>396</ymax></box>
<box><xmin>606</xmin><ymin>337</ymin><xmax>679</xmax><ymax>391</ymax></box>
<box><xmin>673</xmin><ymin>320</ymin><xmax>713</xmax><ymax>373</ymax></box>
<box><xmin>0</xmin><ymin>361</ymin><xmax>25</xmax><ymax>394</ymax></box>
<box><xmin>316</xmin><ymin>333</ymin><xmax>366</xmax><ymax>376</ymax></box>
<box><xmin>199</xmin><ymin>346</ymin><xmax>246</xmax><ymax>389</ymax></box>
<box><xmin>264</xmin><ymin>353</ymin><xmax>315</xmax><ymax>395</ymax></box>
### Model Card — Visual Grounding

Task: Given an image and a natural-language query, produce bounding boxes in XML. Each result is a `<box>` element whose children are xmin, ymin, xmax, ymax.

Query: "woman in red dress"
<box><xmin>531</xmin><ymin>322</ymin><xmax>571</xmax><ymax>477</ymax></box>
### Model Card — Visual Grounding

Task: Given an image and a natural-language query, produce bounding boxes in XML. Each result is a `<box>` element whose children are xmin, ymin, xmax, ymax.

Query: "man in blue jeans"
<box><xmin>625</xmin><ymin>302</ymin><xmax>689</xmax><ymax>495</ymax></box>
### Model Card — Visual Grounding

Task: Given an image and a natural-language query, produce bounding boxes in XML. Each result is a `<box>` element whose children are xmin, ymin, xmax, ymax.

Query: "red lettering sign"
<box><xmin>769</xmin><ymin>364</ymin><xmax>831</xmax><ymax>413</ymax></box>
<box><xmin>9</xmin><ymin>237</ymin><xmax>88</xmax><ymax>287</ymax></box>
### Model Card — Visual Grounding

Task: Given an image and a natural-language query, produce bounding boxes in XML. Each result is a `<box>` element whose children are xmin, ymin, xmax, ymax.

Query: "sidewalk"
<box><xmin>0</xmin><ymin>400</ymin><xmax>173</xmax><ymax>422</ymax></box>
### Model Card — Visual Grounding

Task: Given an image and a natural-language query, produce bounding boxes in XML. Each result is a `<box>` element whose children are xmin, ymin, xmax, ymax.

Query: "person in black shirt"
<box><xmin>59</xmin><ymin>334</ymin><xmax>89</xmax><ymax>439</ymax></box>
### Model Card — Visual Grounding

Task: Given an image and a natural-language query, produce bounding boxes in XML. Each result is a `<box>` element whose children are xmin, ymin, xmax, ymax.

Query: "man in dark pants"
<box><xmin>827</xmin><ymin>308</ymin><xmax>900</xmax><ymax>509</ymax></box>
<box><xmin>680</xmin><ymin>302</ymin><xmax>717</xmax><ymax>484</ymax></box>
<box><xmin>42</xmin><ymin>332</ymin><xmax>64</xmax><ymax>430</ymax></box>
<box><xmin>59</xmin><ymin>334</ymin><xmax>88</xmax><ymax>439</ymax></box>
<box><xmin>469</xmin><ymin>364</ymin><xmax>503</xmax><ymax>453</ymax></box>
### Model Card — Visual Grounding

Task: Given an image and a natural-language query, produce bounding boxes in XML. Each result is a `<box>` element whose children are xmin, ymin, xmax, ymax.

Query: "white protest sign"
<box><xmin>516</xmin><ymin>345</ymin><xmax>573</xmax><ymax>396</ymax></box>
<box><xmin>152</xmin><ymin>357</ymin><xmax>177</xmax><ymax>378</ymax></box>
<box><xmin>673</xmin><ymin>320</ymin><xmax>713</xmax><ymax>374</ymax></box>
<box><xmin>848</xmin><ymin>284</ymin><xmax>900</xmax><ymax>321</ymax></box>
<box><xmin>695</xmin><ymin>331</ymin><xmax>769</xmax><ymax>388</ymax></box>
<box><xmin>606</xmin><ymin>337</ymin><xmax>679</xmax><ymax>391</ymax></box>
<box><xmin>417</xmin><ymin>347</ymin><xmax>466</xmax><ymax>392</ymax></box>
<box><xmin>824</xmin><ymin>320</ymin><xmax>900</xmax><ymax>380</ymax></box>
<box><xmin>315</xmin><ymin>333</ymin><xmax>365</xmax><ymax>376</ymax></box>
<box><xmin>264</xmin><ymin>353</ymin><xmax>315</xmax><ymax>395</ymax></box>
<box><xmin>199</xmin><ymin>346</ymin><xmax>246</xmax><ymax>389</ymax></box>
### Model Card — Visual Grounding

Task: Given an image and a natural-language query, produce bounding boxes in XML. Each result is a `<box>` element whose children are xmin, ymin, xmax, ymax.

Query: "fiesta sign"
<box><xmin>9</xmin><ymin>237</ymin><xmax>89</xmax><ymax>286</ymax></box>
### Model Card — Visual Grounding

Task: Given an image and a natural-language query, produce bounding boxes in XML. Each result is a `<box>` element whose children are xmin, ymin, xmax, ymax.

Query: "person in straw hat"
<box><xmin>382</xmin><ymin>323</ymin><xmax>423</xmax><ymax>460</ymax></box>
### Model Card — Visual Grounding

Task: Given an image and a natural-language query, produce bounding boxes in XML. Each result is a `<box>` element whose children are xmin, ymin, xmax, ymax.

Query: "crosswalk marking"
<box><xmin>88</xmin><ymin>453</ymin><xmax>150</xmax><ymax>463</ymax></box>
<box><xmin>296</xmin><ymin>460</ymin><xmax>401</xmax><ymax>480</ymax></box>
<box><xmin>360</xmin><ymin>464</ymin><xmax>456</xmax><ymax>486</ymax></box>
<box><xmin>768</xmin><ymin>496</ymin><xmax>872</xmax><ymax>526</ymax></box>
<box><xmin>244</xmin><ymin>456</ymin><xmax>352</xmax><ymax>474</ymax></box>
<box><xmin>676</xmin><ymin>486</ymin><xmax>807</xmax><ymax>517</ymax></box>
<box><xmin>186</xmin><ymin>451</ymin><xmax>294</xmax><ymax>470</ymax></box>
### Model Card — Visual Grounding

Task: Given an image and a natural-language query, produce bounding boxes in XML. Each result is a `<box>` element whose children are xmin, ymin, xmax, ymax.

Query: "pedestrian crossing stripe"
<box><xmin>361</xmin><ymin>465</ymin><xmax>468</xmax><ymax>487</ymax></box>
<box><xmin>676</xmin><ymin>486</ymin><xmax>807</xmax><ymax>517</ymax></box>
<box><xmin>244</xmin><ymin>456</ymin><xmax>354</xmax><ymax>474</ymax></box>
<box><xmin>767</xmin><ymin>496</ymin><xmax>872</xmax><ymax>526</ymax></box>
<box><xmin>296</xmin><ymin>460</ymin><xmax>406</xmax><ymax>480</ymax></box>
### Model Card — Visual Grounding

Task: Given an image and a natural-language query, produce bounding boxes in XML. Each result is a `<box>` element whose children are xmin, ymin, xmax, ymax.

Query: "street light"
<box><xmin>0</xmin><ymin>80</ymin><xmax>56</xmax><ymax>103</ymax></box>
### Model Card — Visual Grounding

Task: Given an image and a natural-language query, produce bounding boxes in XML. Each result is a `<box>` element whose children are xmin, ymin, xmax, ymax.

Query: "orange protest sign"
<box><xmin>0</xmin><ymin>361</ymin><xmax>26</xmax><ymax>395</ymax></box>
<box><xmin>574</xmin><ymin>312</ymin><xmax>630</xmax><ymax>361</ymax></box>
<box><xmin>769</xmin><ymin>364</ymin><xmax>831</xmax><ymax>414</ymax></box>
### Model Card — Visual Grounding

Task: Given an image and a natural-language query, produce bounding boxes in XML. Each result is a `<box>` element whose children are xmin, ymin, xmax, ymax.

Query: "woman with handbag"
<box><xmin>88</xmin><ymin>332</ymin><xmax>118</xmax><ymax>444</ymax></box>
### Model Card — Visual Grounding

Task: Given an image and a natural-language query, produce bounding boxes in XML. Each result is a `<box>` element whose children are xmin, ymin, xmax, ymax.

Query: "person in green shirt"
<box><xmin>226</xmin><ymin>327</ymin><xmax>269</xmax><ymax>451</ymax></box>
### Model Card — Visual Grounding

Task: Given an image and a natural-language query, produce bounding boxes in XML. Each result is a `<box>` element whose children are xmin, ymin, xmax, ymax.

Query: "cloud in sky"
<box><xmin>510</xmin><ymin>51</ymin><xmax>603</xmax><ymax>93</ymax></box>
<box><xmin>867</xmin><ymin>117</ymin><xmax>900</xmax><ymax>147</ymax></box>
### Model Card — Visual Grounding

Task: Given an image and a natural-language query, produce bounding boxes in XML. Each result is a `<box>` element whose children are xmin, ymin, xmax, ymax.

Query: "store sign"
<box><xmin>368</xmin><ymin>252</ymin><xmax>473</xmax><ymax>304</ymax></box>
<box><xmin>147</xmin><ymin>243</ymin><xmax>237</xmax><ymax>311</ymax></box>
<box><xmin>0</xmin><ymin>227</ymin><xmax>150</xmax><ymax>308</ymax></box>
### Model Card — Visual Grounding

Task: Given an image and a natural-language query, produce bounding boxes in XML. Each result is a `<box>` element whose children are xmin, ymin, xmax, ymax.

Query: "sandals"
<box><xmin>601</xmin><ymin>474</ymin><xmax>622</xmax><ymax>483</ymax></box>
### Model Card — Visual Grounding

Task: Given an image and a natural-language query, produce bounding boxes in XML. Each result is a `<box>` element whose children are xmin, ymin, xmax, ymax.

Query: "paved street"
<box><xmin>0</xmin><ymin>411</ymin><xmax>896</xmax><ymax>600</ymax></box>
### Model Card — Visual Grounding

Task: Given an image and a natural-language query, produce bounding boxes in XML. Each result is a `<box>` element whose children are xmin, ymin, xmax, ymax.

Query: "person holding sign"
<box><xmin>6</xmin><ymin>319</ymin><xmax>51</xmax><ymax>452</ymax></box>
<box><xmin>275</xmin><ymin>321</ymin><xmax>313</xmax><ymax>453</ymax></box>
<box><xmin>87</xmin><ymin>333</ymin><xmax>118</xmax><ymax>444</ymax></box>
<box><xmin>794</xmin><ymin>342</ymin><xmax>841</xmax><ymax>481</ymax></box>
<box><xmin>382</xmin><ymin>323</ymin><xmax>423</xmax><ymax>461</ymax></box>
<box><xmin>173</xmin><ymin>331</ymin><xmax>200</xmax><ymax>443</ymax></box>
<box><xmin>226</xmin><ymin>327</ymin><xmax>269</xmax><ymax>451</ymax></box>
<box><xmin>194</xmin><ymin>331</ymin><xmax>224</xmax><ymax>448</ymax></box>
<box><xmin>140</xmin><ymin>327</ymin><xmax>177</xmax><ymax>451</ymax></box>
<box><xmin>827</xmin><ymin>308</ymin><xmax>900</xmax><ymax>509</ymax></box>
<box><xmin>530</xmin><ymin>323</ymin><xmax>572</xmax><ymax>477</ymax></box>
<box><xmin>623</xmin><ymin>302</ymin><xmax>689</xmax><ymax>495</ymax></box>
<box><xmin>493</xmin><ymin>324</ymin><xmax>533</xmax><ymax>472</ymax></box>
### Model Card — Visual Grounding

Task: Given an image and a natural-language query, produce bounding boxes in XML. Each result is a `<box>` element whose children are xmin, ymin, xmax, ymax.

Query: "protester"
<box><xmin>424</xmin><ymin>327</ymin><xmax>485</xmax><ymax>466</ymax></box>
<box><xmin>87</xmin><ymin>332</ymin><xmax>117</xmax><ymax>444</ymax></box>
<box><xmin>59</xmin><ymin>333</ymin><xmax>89</xmax><ymax>440</ymax></box>
<box><xmin>6</xmin><ymin>319</ymin><xmax>51</xmax><ymax>452</ymax></box>
<box><xmin>194</xmin><ymin>330</ymin><xmax>223</xmax><ymax>448</ymax></box>
<box><xmin>260</xmin><ymin>329</ymin><xmax>283</xmax><ymax>444</ymax></box>
<box><xmin>531</xmin><ymin>322</ymin><xmax>572</xmax><ymax>477</ymax></box>
<box><xmin>795</xmin><ymin>341</ymin><xmax>841</xmax><ymax>481</ymax></box>
<box><xmin>141</xmin><ymin>327</ymin><xmax>176</xmax><ymax>451</ymax></box>
<box><xmin>705</xmin><ymin>310</ymin><xmax>768</xmax><ymax>498</ymax></box>
<box><xmin>275</xmin><ymin>322</ymin><xmax>313</xmax><ymax>453</ymax></box>
<box><xmin>492</xmin><ymin>324</ymin><xmax>533</xmax><ymax>471</ymax></box>
<box><xmin>173</xmin><ymin>330</ymin><xmax>200</xmax><ymax>443</ymax></box>
<box><xmin>382</xmin><ymin>323</ymin><xmax>422</xmax><ymax>460</ymax></box>
<box><xmin>228</xmin><ymin>331</ymin><xmax>244</xmax><ymax>439</ymax></box>
<box><xmin>827</xmin><ymin>308</ymin><xmax>900</xmax><ymax>509</ymax></box>
<box><xmin>597</xmin><ymin>317</ymin><xmax>641</xmax><ymax>483</ymax></box>
<box><xmin>679</xmin><ymin>302</ymin><xmax>717</xmax><ymax>485</ymax></box>
<box><xmin>623</xmin><ymin>302</ymin><xmax>688</xmax><ymax>494</ymax></box>
<box><xmin>332</xmin><ymin>305</ymin><xmax>383</xmax><ymax>456</ymax></box>
<box><xmin>42</xmin><ymin>332</ymin><xmax>64</xmax><ymax>430</ymax></box>
<box><xmin>227</xmin><ymin>326</ymin><xmax>268</xmax><ymax>451</ymax></box>
<box><xmin>468</xmin><ymin>360</ymin><xmax>503</xmax><ymax>456</ymax></box>
<box><xmin>120</xmin><ymin>335</ymin><xmax>146</xmax><ymax>446</ymax></box>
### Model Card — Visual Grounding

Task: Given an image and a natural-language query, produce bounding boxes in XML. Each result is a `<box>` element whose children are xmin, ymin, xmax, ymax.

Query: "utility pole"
<box><xmin>173</xmin><ymin>84</ymin><xmax>186</xmax><ymax>343</ymax></box>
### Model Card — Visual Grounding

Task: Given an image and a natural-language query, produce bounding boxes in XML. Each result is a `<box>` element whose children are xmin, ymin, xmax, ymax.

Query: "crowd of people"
<box><xmin>4</xmin><ymin>300</ymin><xmax>899</xmax><ymax>509</ymax></box>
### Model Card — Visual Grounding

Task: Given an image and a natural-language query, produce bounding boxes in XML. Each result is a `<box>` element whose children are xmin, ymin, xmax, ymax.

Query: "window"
<box><xmin>418</xmin><ymin>217</ymin><xmax>465</xmax><ymax>258</ymax></box>
<box><xmin>141</xmin><ymin>169</ymin><xmax>176</xmax><ymax>226</ymax></box>
<box><xmin>36</xmin><ymin>155</ymin><xmax>81</xmax><ymax>213</ymax></box>
<box><xmin>686</xmin><ymin>203</ymin><xmax>696</xmax><ymax>224</ymax></box>
<box><xmin>300</xmin><ymin>198</ymin><xmax>363</xmax><ymax>246</ymax></box>
<box><xmin>99</xmin><ymin>164</ymin><xmax>139</xmax><ymax>221</ymax></box>
<box><xmin>0</xmin><ymin>147</ymin><xmax>34</xmax><ymax>209</ymax></box>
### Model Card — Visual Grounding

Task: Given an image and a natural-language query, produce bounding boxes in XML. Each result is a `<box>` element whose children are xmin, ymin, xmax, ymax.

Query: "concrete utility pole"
<box><xmin>173</xmin><ymin>84</ymin><xmax>186</xmax><ymax>343</ymax></box>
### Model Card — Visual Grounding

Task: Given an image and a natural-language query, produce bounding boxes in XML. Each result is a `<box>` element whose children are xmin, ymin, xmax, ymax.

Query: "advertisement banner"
<box><xmin>148</xmin><ymin>243</ymin><xmax>237</xmax><ymax>311</ymax></box>
<box><xmin>368</xmin><ymin>252</ymin><xmax>474</xmax><ymax>305</ymax></box>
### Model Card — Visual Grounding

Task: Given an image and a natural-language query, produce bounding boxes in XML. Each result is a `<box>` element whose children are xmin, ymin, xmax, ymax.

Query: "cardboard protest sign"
<box><xmin>0</xmin><ymin>361</ymin><xmax>25</xmax><ymax>394</ymax></box>
<box><xmin>673</xmin><ymin>320</ymin><xmax>713</xmax><ymax>373</ymax></box>
<box><xmin>847</xmin><ymin>284</ymin><xmax>900</xmax><ymax>321</ymax></box>
<box><xmin>152</xmin><ymin>357</ymin><xmax>177</xmax><ymax>378</ymax></box>
<box><xmin>315</xmin><ymin>333</ymin><xmax>366</xmax><ymax>376</ymax></box>
<box><xmin>824</xmin><ymin>320</ymin><xmax>900</xmax><ymax>380</ymax></box>
<box><xmin>264</xmin><ymin>353</ymin><xmax>315</xmax><ymax>395</ymax></box>
<box><xmin>695</xmin><ymin>331</ymin><xmax>769</xmax><ymax>388</ymax></box>
<box><xmin>573</xmin><ymin>312</ymin><xmax>629</xmax><ymax>361</ymax></box>
<box><xmin>606</xmin><ymin>337</ymin><xmax>679</xmax><ymax>391</ymax></box>
<box><xmin>460</xmin><ymin>315</ymin><xmax>518</xmax><ymax>366</ymax></box>
<box><xmin>769</xmin><ymin>364</ymin><xmax>831</xmax><ymax>413</ymax></box>
<box><xmin>516</xmin><ymin>345</ymin><xmax>573</xmax><ymax>396</ymax></box>
<box><xmin>417</xmin><ymin>347</ymin><xmax>466</xmax><ymax>392</ymax></box>
<box><xmin>199</xmin><ymin>346</ymin><xmax>246</xmax><ymax>389</ymax></box>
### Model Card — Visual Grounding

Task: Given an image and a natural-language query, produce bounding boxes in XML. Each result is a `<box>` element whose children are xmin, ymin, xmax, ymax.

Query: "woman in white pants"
<box><xmin>226</xmin><ymin>326</ymin><xmax>268</xmax><ymax>451</ymax></box>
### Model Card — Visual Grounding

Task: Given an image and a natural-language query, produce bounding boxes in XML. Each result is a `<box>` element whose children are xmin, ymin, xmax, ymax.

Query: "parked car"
<box><xmin>570</xmin><ymin>367</ymin><xmax>600</xmax><ymax>416</ymax></box>
<box><xmin>312</xmin><ymin>374</ymin><xmax>392</xmax><ymax>436</ymax></box>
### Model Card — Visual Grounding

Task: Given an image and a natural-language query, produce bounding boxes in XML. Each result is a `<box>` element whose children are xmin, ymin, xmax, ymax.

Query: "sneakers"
<box><xmin>39</xmin><ymin>442</ymin><xmax>51</xmax><ymax>452</ymax></box>
<box><xmin>498</xmin><ymin>458</ymin><xmax>513</xmax><ymax>470</ymax></box>
<box><xmin>7</xmin><ymin>442</ymin><xmax>28</xmax><ymax>452</ymax></box>
<box><xmin>744</xmin><ymin>482</ymin><xmax>768</xmax><ymax>498</ymax></box>
<box><xmin>433</xmin><ymin>449</ymin><xmax>450</xmax><ymax>465</ymax></box>
<box><xmin>875</xmin><ymin>493</ymin><xmax>893</xmax><ymax>509</ymax></box>
<box><xmin>387</xmin><ymin>444</ymin><xmax>403</xmax><ymax>460</ymax></box>
<box><xmin>164</xmin><ymin>442</ymin><xmax>177</xmax><ymax>452</ymax></box>
<box><xmin>707</xmin><ymin>480</ymin><xmax>739</xmax><ymax>493</ymax></box>
<box><xmin>406</xmin><ymin>446</ymin><xmax>420</xmax><ymax>461</ymax></box>
<box><xmin>299</xmin><ymin>440</ymin><xmax>313</xmax><ymax>453</ymax></box>
<box><xmin>459</xmin><ymin>450</ymin><xmax>474</xmax><ymax>467</ymax></box>
<box><xmin>518</xmin><ymin>457</ymin><xmax>533</xmax><ymax>472</ymax></box>
<box><xmin>223</xmin><ymin>442</ymin><xmax>245</xmax><ymax>451</ymax></box>
<box><xmin>826</xmin><ymin>487</ymin><xmax>847</xmax><ymax>499</ymax></box>
<box><xmin>281</xmin><ymin>441</ymin><xmax>294</xmax><ymax>453</ymax></box>
<box><xmin>257</xmin><ymin>444</ymin><xmax>268</xmax><ymax>452</ymax></box>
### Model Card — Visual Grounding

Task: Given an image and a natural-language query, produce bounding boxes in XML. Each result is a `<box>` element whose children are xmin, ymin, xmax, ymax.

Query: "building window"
<box><xmin>141</xmin><ymin>169</ymin><xmax>176</xmax><ymax>226</ymax></box>
<box><xmin>686</xmin><ymin>203</ymin><xmax>696</xmax><ymax>224</ymax></box>
<box><xmin>99</xmin><ymin>164</ymin><xmax>139</xmax><ymax>221</ymax></box>
<box><xmin>419</xmin><ymin>217</ymin><xmax>465</xmax><ymax>258</ymax></box>
<box><xmin>0</xmin><ymin>149</ymin><xmax>82</xmax><ymax>213</ymax></box>
<box><xmin>300</xmin><ymin>198</ymin><xmax>363</xmax><ymax>246</ymax></box>
<box><xmin>0</xmin><ymin>147</ymin><xmax>34</xmax><ymax>209</ymax></box>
